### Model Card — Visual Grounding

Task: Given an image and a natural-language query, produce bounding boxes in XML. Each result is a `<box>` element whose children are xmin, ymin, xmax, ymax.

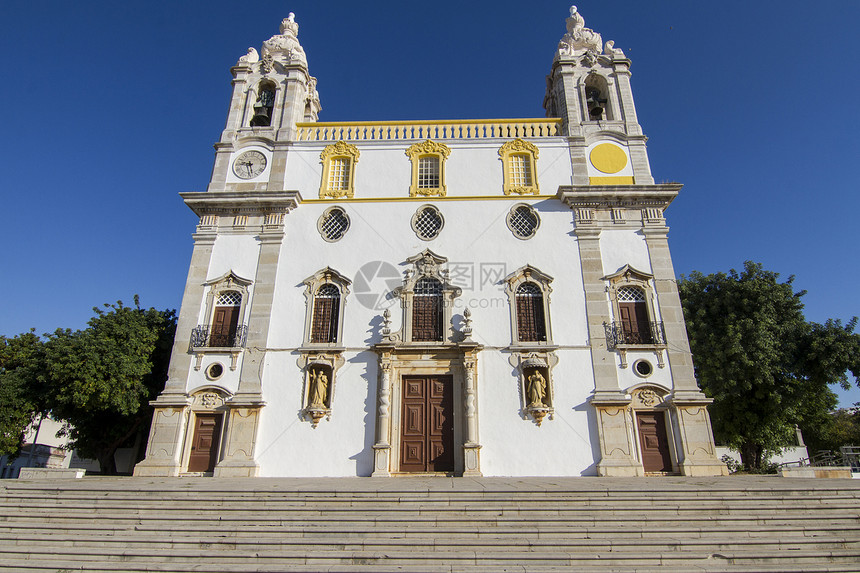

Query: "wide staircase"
<box><xmin>1</xmin><ymin>476</ymin><xmax>859</xmax><ymax>572</ymax></box>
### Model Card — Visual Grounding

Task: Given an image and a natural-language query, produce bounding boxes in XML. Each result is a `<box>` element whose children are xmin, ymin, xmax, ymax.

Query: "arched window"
<box><xmin>504</xmin><ymin>265</ymin><xmax>554</xmax><ymax>346</ymax></box>
<box><xmin>516</xmin><ymin>283</ymin><xmax>547</xmax><ymax>342</ymax></box>
<box><xmin>301</xmin><ymin>267</ymin><xmax>351</xmax><ymax>347</ymax></box>
<box><xmin>250</xmin><ymin>83</ymin><xmax>276</xmax><ymax>127</ymax></box>
<box><xmin>310</xmin><ymin>284</ymin><xmax>341</xmax><ymax>343</ymax></box>
<box><xmin>412</xmin><ymin>277</ymin><xmax>443</xmax><ymax>342</ymax></box>
<box><xmin>584</xmin><ymin>74</ymin><xmax>611</xmax><ymax>121</ymax></box>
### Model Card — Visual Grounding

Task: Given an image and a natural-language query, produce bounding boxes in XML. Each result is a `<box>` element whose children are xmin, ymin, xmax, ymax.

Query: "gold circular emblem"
<box><xmin>589</xmin><ymin>143</ymin><xmax>628</xmax><ymax>174</ymax></box>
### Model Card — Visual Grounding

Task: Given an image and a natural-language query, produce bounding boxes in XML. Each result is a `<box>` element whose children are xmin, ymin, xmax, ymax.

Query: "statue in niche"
<box><xmin>309</xmin><ymin>369</ymin><xmax>329</xmax><ymax>408</ymax></box>
<box><xmin>526</xmin><ymin>370</ymin><xmax>547</xmax><ymax>408</ymax></box>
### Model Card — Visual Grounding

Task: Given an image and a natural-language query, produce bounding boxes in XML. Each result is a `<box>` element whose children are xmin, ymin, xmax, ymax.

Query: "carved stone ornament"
<box><xmin>498</xmin><ymin>138</ymin><xmax>540</xmax><ymax>160</ymax></box>
<box><xmin>557</xmin><ymin>5</ymin><xmax>603</xmax><ymax>59</ymax></box>
<box><xmin>260</xmin><ymin>53</ymin><xmax>274</xmax><ymax>74</ymax></box>
<box><xmin>320</xmin><ymin>140</ymin><xmax>360</xmax><ymax>163</ymax></box>
<box><xmin>238</xmin><ymin>47</ymin><xmax>259</xmax><ymax>65</ymax></box>
<box><xmin>194</xmin><ymin>392</ymin><xmax>225</xmax><ymax>410</ymax></box>
<box><xmin>603</xmin><ymin>40</ymin><xmax>624</xmax><ymax>58</ymax></box>
<box><xmin>405</xmin><ymin>140</ymin><xmax>451</xmax><ymax>160</ymax></box>
<box><xmin>634</xmin><ymin>387</ymin><xmax>663</xmax><ymax>407</ymax></box>
<box><xmin>261</xmin><ymin>12</ymin><xmax>308</xmax><ymax>67</ymax></box>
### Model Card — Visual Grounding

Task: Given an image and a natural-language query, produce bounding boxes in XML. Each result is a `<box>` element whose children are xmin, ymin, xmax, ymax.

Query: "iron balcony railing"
<box><xmin>190</xmin><ymin>325</ymin><xmax>248</xmax><ymax>349</ymax></box>
<box><xmin>604</xmin><ymin>321</ymin><xmax>666</xmax><ymax>348</ymax></box>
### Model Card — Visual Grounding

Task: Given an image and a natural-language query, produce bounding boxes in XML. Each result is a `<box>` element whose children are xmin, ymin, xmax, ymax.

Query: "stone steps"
<box><xmin>0</xmin><ymin>476</ymin><xmax>858</xmax><ymax>571</ymax></box>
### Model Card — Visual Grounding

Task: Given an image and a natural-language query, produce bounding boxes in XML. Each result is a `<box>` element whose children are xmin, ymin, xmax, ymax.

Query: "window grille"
<box><xmin>509</xmin><ymin>154</ymin><xmax>532</xmax><ymax>187</ymax></box>
<box><xmin>318</xmin><ymin>207</ymin><xmax>350</xmax><ymax>242</ymax></box>
<box><xmin>412</xmin><ymin>206</ymin><xmax>443</xmax><ymax>240</ymax></box>
<box><xmin>515</xmin><ymin>282</ymin><xmax>547</xmax><ymax>342</ymax></box>
<box><xmin>417</xmin><ymin>156</ymin><xmax>440</xmax><ymax>188</ymax></box>
<box><xmin>216</xmin><ymin>291</ymin><xmax>242</xmax><ymax>306</ymax></box>
<box><xmin>328</xmin><ymin>158</ymin><xmax>350</xmax><ymax>190</ymax></box>
<box><xmin>507</xmin><ymin>204</ymin><xmax>540</xmax><ymax>239</ymax></box>
<box><xmin>412</xmin><ymin>278</ymin><xmax>443</xmax><ymax>342</ymax></box>
<box><xmin>310</xmin><ymin>284</ymin><xmax>340</xmax><ymax>343</ymax></box>
<box><xmin>617</xmin><ymin>286</ymin><xmax>646</xmax><ymax>302</ymax></box>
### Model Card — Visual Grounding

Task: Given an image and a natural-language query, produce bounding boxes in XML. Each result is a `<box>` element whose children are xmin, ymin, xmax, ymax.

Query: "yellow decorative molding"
<box><xmin>406</xmin><ymin>140</ymin><xmax>450</xmax><ymax>198</ymax></box>
<box><xmin>590</xmin><ymin>176</ymin><xmax>635</xmax><ymax>185</ymax></box>
<box><xmin>499</xmin><ymin>139</ymin><xmax>540</xmax><ymax>196</ymax></box>
<box><xmin>405</xmin><ymin>139</ymin><xmax>451</xmax><ymax>160</ymax></box>
<box><xmin>296</xmin><ymin>118</ymin><xmax>562</xmax><ymax>141</ymax></box>
<box><xmin>319</xmin><ymin>141</ymin><xmax>360</xmax><ymax>199</ymax></box>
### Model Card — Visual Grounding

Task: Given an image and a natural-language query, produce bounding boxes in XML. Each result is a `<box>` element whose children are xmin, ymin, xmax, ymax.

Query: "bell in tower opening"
<box><xmin>250</xmin><ymin>84</ymin><xmax>276</xmax><ymax>127</ymax></box>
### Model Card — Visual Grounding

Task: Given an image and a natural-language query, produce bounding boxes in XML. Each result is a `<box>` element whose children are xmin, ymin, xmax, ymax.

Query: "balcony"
<box><xmin>190</xmin><ymin>325</ymin><xmax>248</xmax><ymax>349</ymax></box>
<box><xmin>604</xmin><ymin>321</ymin><xmax>666</xmax><ymax>349</ymax></box>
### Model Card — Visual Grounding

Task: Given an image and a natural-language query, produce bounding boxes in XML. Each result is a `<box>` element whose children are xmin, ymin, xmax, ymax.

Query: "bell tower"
<box><xmin>207</xmin><ymin>12</ymin><xmax>321</xmax><ymax>193</ymax></box>
<box><xmin>544</xmin><ymin>6</ymin><xmax>653</xmax><ymax>185</ymax></box>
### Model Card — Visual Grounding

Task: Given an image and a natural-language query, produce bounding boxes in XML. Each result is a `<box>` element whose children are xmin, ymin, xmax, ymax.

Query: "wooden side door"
<box><xmin>187</xmin><ymin>413</ymin><xmax>223</xmax><ymax>473</ymax></box>
<box><xmin>211</xmin><ymin>305</ymin><xmax>240</xmax><ymax>347</ymax></box>
<box><xmin>637</xmin><ymin>412</ymin><xmax>673</xmax><ymax>473</ymax></box>
<box><xmin>400</xmin><ymin>376</ymin><xmax>454</xmax><ymax>473</ymax></box>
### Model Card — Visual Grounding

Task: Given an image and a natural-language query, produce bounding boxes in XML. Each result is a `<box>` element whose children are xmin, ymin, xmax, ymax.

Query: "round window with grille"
<box><xmin>506</xmin><ymin>204</ymin><xmax>540</xmax><ymax>239</ymax></box>
<box><xmin>317</xmin><ymin>207</ymin><xmax>350</xmax><ymax>242</ymax></box>
<box><xmin>411</xmin><ymin>205</ymin><xmax>444</xmax><ymax>241</ymax></box>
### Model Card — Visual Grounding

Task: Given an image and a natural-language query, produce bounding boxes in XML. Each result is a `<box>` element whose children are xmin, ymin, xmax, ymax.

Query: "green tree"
<box><xmin>0</xmin><ymin>331</ymin><xmax>47</xmax><ymax>458</ymax></box>
<box><xmin>44</xmin><ymin>297</ymin><xmax>176</xmax><ymax>474</ymax></box>
<box><xmin>803</xmin><ymin>407</ymin><xmax>860</xmax><ymax>453</ymax></box>
<box><xmin>679</xmin><ymin>261</ymin><xmax>860</xmax><ymax>470</ymax></box>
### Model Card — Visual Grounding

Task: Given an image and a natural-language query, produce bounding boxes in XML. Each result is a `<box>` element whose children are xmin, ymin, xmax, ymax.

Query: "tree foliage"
<box><xmin>42</xmin><ymin>298</ymin><xmax>176</xmax><ymax>474</ymax></box>
<box><xmin>0</xmin><ymin>331</ymin><xmax>47</xmax><ymax>457</ymax></box>
<box><xmin>679</xmin><ymin>261</ymin><xmax>860</xmax><ymax>470</ymax></box>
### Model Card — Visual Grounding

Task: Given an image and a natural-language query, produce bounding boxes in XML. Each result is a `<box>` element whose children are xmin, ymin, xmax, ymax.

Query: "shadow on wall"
<box><xmin>349</xmin><ymin>349</ymin><xmax>378</xmax><ymax>477</ymax></box>
<box><xmin>572</xmin><ymin>400</ymin><xmax>601</xmax><ymax>476</ymax></box>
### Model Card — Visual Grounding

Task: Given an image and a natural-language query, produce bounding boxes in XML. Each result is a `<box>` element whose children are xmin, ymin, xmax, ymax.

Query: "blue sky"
<box><xmin>2</xmin><ymin>1</ymin><xmax>858</xmax><ymax>405</ymax></box>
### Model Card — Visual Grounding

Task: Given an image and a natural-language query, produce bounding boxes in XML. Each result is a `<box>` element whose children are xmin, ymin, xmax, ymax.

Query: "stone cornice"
<box><xmin>181</xmin><ymin>190</ymin><xmax>302</xmax><ymax>216</ymax></box>
<box><xmin>557</xmin><ymin>184</ymin><xmax>682</xmax><ymax>210</ymax></box>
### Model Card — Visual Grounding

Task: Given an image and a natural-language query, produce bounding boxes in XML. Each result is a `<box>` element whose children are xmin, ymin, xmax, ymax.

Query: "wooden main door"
<box><xmin>187</xmin><ymin>413</ymin><xmax>223</xmax><ymax>473</ymax></box>
<box><xmin>400</xmin><ymin>376</ymin><xmax>454</xmax><ymax>473</ymax></box>
<box><xmin>636</xmin><ymin>412</ymin><xmax>673</xmax><ymax>473</ymax></box>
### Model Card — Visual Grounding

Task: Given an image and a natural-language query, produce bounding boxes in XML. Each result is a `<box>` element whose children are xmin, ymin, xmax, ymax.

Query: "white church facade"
<box><xmin>135</xmin><ymin>8</ymin><xmax>727</xmax><ymax>478</ymax></box>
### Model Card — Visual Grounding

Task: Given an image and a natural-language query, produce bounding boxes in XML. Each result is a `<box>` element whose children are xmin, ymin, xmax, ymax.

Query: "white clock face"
<box><xmin>232</xmin><ymin>150</ymin><xmax>267</xmax><ymax>179</ymax></box>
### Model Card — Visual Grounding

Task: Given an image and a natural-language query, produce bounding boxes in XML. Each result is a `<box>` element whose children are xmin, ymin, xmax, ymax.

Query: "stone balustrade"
<box><xmin>295</xmin><ymin>119</ymin><xmax>562</xmax><ymax>142</ymax></box>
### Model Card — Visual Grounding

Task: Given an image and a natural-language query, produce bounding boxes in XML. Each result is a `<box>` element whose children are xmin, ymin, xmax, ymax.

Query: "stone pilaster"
<box><xmin>461</xmin><ymin>353</ymin><xmax>481</xmax><ymax>476</ymax></box>
<box><xmin>574</xmin><ymin>226</ymin><xmax>618</xmax><ymax>395</ymax></box>
<box><xmin>276</xmin><ymin>67</ymin><xmax>310</xmax><ymax>141</ymax></box>
<box><xmin>592</xmin><ymin>399</ymin><xmax>644</xmax><ymax>477</ymax></box>
<box><xmin>132</xmin><ymin>403</ymin><xmax>190</xmax><ymax>477</ymax></box>
<box><xmin>134</xmin><ymin>229</ymin><xmax>216</xmax><ymax>477</ymax></box>
<box><xmin>641</xmin><ymin>225</ymin><xmax>698</xmax><ymax>393</ymax></box>
<box><xmin>642</xmin><ymin>224</ymin><xmax>727</xmax><ymax>476</ymax></box>
<box><xmin>372</xmin><ymin>352</ymin><xmax>392</xmax><ymax>477</ymax></box>
<box><xmin>575</xmin><ymin>222</ymin><xmax>642</xmax><ymax>475</ymax></box>
<box><xmin>214</xmin><ymin>226</ymin><xmax>284</xmax><ymax>477</ymax></box>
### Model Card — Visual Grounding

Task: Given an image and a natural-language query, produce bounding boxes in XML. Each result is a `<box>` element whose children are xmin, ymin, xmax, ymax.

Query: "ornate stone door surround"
<box><xmin>371</xmin><ymin>249</ymin><xmax>481</xmax><ymax>476</ymax></box>
<box><xmin>371</xmin><ymin>346</ymin><xmax>480</xmax><ymax>477</ymax></box>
